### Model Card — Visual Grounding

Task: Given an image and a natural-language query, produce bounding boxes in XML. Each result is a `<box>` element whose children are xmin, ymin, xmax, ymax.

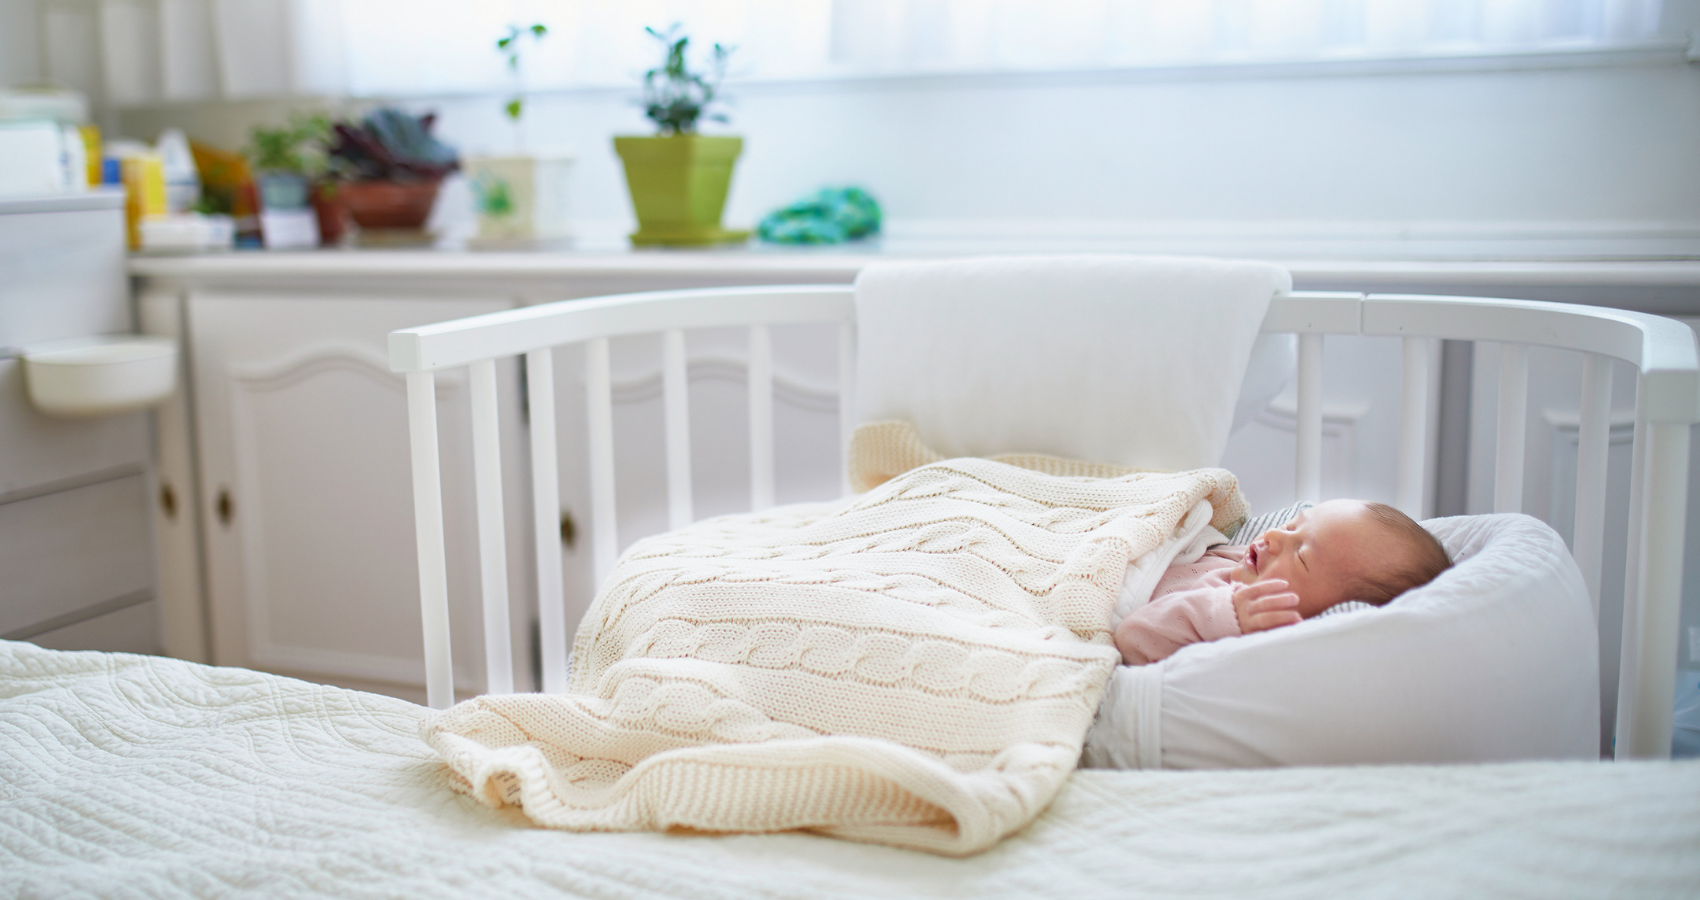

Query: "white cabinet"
<box><xmin>183</xmin><ymin>292</ymin><xmax>527</xmax><ymax>702</ymax></box>
<box><xmin>1</xmin><ymin>192</ymin><xmax>159</xmax><ymax>655</ymax></box>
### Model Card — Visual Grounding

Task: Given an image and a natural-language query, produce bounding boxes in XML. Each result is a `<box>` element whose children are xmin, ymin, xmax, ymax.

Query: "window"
<box><xmin>49</xmin><ymin>0</ymin><xmax>1670</xmax><ymax>106</ymax></box>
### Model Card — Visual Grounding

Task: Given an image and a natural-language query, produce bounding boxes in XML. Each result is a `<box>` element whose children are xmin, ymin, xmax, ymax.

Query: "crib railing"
<box><xmin>389</xmin><ymin>286</ymin><xmax>1699</xmax><ymax>760</ymax></box>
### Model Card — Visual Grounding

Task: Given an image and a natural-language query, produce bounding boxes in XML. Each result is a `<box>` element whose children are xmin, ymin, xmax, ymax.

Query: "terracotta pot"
<box><xmin>337</xmin><ymin>179</ymin><xmax>441</xmax><ymax>231</ymax></box>
<box><xmin>310</xmin><ymin>182</ymin><xmax>350</xmax><ymax>246</ymax></box>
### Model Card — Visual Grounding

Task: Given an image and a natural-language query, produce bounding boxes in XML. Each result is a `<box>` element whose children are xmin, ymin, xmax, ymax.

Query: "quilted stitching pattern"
<box><xmin>4</xmin><ymin>640</ymin><xmax>1699</xmax><ymax>897</ymax></box>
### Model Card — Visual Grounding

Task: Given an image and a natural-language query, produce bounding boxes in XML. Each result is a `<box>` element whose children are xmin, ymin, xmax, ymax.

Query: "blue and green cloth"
<box><xmin>757</xmin><ymin>187</ymin><xmax>881</xmax><ymax>245</ymax></box>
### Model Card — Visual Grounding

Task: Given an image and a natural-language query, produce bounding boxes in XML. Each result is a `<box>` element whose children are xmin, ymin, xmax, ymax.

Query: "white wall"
<box><xmin>91</xmin><ymin>1</ymin><xmax>1700</xmax><ymax>248</ymax></box>
<box><xmin>411</xmin><ymin>58</ymin><xmax>1700</xmax><ymax>236</ymax></box>
<box><xmin>0</xmin><ymin>0</ymin><xmax>41</xmax><ymax>85</ymax></box>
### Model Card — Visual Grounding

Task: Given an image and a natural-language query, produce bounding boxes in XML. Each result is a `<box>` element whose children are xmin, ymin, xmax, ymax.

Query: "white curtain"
<box><xmin>826</xmin><ymin>0</ymin><xmax>1668</xmax><ymax>70</ymax></box>
<box><xmin>41</xmin><ymin>0</ymin><xmax>1668</xmax><ymax>106</ymax></box>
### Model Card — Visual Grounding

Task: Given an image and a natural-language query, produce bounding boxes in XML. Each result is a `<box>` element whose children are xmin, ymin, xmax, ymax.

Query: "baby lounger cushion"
<box><xmin>1082</xmin><ymin>513</ymin><xmax>1600</xmax><ymax>769</ymax></box>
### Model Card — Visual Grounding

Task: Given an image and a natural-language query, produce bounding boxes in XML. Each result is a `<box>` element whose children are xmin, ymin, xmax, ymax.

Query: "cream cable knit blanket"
<box><xmin>847</xmin><ymin>419</ymin><xmax>1157</xmax><ymax>493</ymax></box>
<box><xmin>424</xmin><ymin>458</ymin><xmax>1246</xmax><ymax>856</ymax></box>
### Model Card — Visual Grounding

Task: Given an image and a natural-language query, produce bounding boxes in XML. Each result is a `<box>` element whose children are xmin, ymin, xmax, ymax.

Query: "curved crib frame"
<box><xmin>389</xmin><ymin>286</ymin><xmax>1700</xmax><ymax>760</ymax></box>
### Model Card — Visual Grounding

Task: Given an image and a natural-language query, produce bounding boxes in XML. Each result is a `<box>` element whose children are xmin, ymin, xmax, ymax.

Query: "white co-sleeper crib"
<box><xmin>7</xmin><ymin>273</ymin><xmax>1700</xmax><ymax>895</ymax></box>
<box><xmin>388</xmin><ymin>281</ymin><xmax>1697</xmax><ymax>761</ymax></box>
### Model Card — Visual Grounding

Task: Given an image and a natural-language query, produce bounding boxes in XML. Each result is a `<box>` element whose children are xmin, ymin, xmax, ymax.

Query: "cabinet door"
<box><xmin>189</xmin><ymin>293</ymin><xmax>528</xmax><ymax>703</ymax></box>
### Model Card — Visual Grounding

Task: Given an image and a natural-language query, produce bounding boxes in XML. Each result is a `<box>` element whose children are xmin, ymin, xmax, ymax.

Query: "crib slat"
<box><xmin>586</xmin><ymin>337</ymin><xmax>618</xmax><ymax>590</ymax></box>
<box><xmin>749</xmin><ymin>324</ymin><xmax>775</xmax><ymax>511</ymax></box>
<box><xmin>469</xmin><ymin>359</ymin><xmax>513</xmax><ymax>695</ymax></box>
<box><xmin>526</xmin><ymin>349</ymin><xmax>569</xmax><ymax>694</ymax></box>
<box><xmin>1396</xmin><ymin>336</ymin><xmax>1430</xmax><ymax>518</ymax></box>
<box><xmin>839</xmin><ymin>321</ymin><xmax>857</xmax><ymax>497</ymax></box>
<box><xmin>405</xmin><ymin>370</ymin><xmax>454</xmax><ymax>710</ymax></box>
<box><xmin>662</xmin><ymin>329</ymin><xmax>694</xmax><ymax>530</ymax></box>
<box><xmin>1619</xmin><ymin>418</ymin><xmax>1689</xmax><ymax>759</ymax></box>
<box><xmin>1494</xmin><ymin>342</ymin><xmax>1528</xmax><ymax>514</ymax></box>
<box><xmin>1573</xmin><ymin>353</ymin><xmax>1613</xmax><ymax>619</ymax></box>
<box><xmin>1615</xmin><ymin>392</ymin><xmax>1650</xmax><ymax>759</ymax></box>
<box><xmin>1295</xmin><ymin>333</ymin><xmax>1323</xmax><ymax>503</ymax></box>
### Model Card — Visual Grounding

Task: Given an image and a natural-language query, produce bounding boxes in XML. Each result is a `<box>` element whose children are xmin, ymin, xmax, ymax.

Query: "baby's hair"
<box><xmin>1348</xmin><ymin>502</ymin><xmax>1452</xmax><ymax>606</ymax></box>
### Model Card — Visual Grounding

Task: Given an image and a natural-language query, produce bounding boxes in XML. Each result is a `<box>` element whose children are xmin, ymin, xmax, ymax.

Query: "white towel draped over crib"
<box><xmin>854</xmin><ymin>255</ymin><xmax>1292</xmax><ymax>471</ymax></box>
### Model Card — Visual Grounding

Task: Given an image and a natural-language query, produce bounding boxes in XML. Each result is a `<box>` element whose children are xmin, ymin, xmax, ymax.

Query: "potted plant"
<box><xmin>246</xmin><ymin>112</ymin><xmax>331</xmax><ymax>248</ymax></box>
<box><xmin>325</xmin><ymin>108</ymin><xmax>459</xmax><ymax>241</ymax></box>
<box><xmin>464</xmin><ymin>23</ymin><xmax>575</xmax><ymax>244</ymax></box>
<box><xmin>613</xmin><ymin>24</ymin><xmax>748</xmax><ymax>246</ymax></box>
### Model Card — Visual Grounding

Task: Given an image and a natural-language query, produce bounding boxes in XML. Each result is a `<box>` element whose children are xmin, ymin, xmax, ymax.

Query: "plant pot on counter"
<box><xmin>309</xmin><ymin>181</ymin><xmax>350</xmax><ymax>247</ymax></box>
<box><xmin>613</xmin><ymin>134</ymin><xmax>748</xmax><ymax>246</ymax></box>
<box><xmin>337</xmin><ymin>179</ymin><xmax>442</xmax><ymax>240</ymax></box>
<box><xmin>466</xmin><ymin>154</ymin><xmax>573</xmax><ymax>244</ymax></box>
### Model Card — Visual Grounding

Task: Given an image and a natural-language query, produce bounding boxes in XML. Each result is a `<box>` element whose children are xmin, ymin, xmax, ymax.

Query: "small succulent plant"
<box><xmin>325</xmin><ymin>108</ymin><xmax>459</xmax><ymax>182</ymax></box>
<box><xmin>641</xmin><ymin>24</ymin><xmax>733</xmax><ymax>136</ymax></box>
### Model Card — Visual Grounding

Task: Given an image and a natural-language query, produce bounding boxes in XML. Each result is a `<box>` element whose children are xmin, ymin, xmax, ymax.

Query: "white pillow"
<box><xmin>1083</xmin><ymin>513</ymin><xmax>1600</xmax><ymax>769</ymax></box>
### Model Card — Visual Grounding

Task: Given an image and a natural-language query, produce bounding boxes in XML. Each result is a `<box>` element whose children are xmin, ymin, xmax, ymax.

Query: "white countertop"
<box><xmin>128</xmin><ymin>247</ymin><xmax>1700</xmax><ymax>289</ymax></box>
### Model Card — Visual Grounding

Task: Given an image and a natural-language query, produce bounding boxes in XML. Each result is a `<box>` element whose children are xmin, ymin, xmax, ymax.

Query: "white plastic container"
<box><xmin>465</xmin><ymin>153</ymin><xmax>573</xmax><ymax>243</ymax></box>
<box><xmin>141</xmin><ymin>213</ymin><xmax>235</xmax><ymax>251</ymax></box>
<box><xmin>22</xmin><ymin>335</ymin><xmax>178</xmax><ymax>417</ymax></box>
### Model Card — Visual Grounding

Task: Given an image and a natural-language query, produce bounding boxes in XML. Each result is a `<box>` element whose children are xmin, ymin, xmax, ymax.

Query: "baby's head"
<box><xmin>1232</xmin><ymin>499</ymin><xmax>1451</xmax><ymax>618</ymax></box>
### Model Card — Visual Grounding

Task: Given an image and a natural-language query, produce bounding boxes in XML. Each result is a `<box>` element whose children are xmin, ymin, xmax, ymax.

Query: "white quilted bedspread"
<box><xmin>4</xmin><ymin>639</ymin><xmax>1699</xmax><ymax>899</ymax></box>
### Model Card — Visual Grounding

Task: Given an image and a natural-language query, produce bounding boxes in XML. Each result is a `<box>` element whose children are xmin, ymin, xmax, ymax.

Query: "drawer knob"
<box><xmin>217</xmin><ymin>489</ymin><xmax>234</xmax><ymax>527</ymax></box>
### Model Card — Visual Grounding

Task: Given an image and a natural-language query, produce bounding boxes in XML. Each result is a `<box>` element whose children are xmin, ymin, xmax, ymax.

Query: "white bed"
<box><xmin>7</xmin><ymin>258</ymin><xmax>1700</xmax><ymax>893</ymax></box>
<box><xmin>4</xmin><ymin>639</ymin><xmax>1698</xmax><ymax>898</ymax></box>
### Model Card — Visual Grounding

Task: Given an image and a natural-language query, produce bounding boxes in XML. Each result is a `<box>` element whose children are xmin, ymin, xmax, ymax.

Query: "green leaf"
<box><xmin>497</xmin><ymin>36</ymin><xmax>512</xmax><ymax>49</ymax></box>
<box><xmin>505</xmin><ymin>98</ymin><xmax>523</xmax><ymax>121</ymax></box>
<box><xmin>530</xmin><ymin>23</ymin><xmax>547</xmax><ymax>36</ymax></box>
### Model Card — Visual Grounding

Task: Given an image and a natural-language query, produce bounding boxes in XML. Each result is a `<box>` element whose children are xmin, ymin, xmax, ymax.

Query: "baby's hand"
<box><xmin>1233</xmin><ymin>579</ymin><xmax>1302</xmax><ymax>634</ymax></box>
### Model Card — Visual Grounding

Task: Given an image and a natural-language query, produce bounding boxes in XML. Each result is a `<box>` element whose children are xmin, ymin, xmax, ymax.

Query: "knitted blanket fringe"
<box><xmin>423</xmin><ymin>458</ymin><xmax>1246</xmax><ymax>855</ymax></box>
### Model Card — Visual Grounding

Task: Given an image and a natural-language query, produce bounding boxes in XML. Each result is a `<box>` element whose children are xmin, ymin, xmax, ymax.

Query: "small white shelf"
<box><xmin>22</xmin><ymin>335</ymin><xmax>178</xmax><ymax>417</ymax></box>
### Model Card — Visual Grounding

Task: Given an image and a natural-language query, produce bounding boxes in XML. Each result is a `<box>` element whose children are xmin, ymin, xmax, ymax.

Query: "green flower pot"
<box><xmin>613</xmin><ymin>134</ymin><xmax>750</xmax><ymax>246</ymax></box>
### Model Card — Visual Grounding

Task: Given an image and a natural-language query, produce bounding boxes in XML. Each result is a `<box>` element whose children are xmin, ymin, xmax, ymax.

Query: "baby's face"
<box><xmin>1230</xmin><ymin>500</ymin><xmax>1400</xmax><ymax>617</ymax></box>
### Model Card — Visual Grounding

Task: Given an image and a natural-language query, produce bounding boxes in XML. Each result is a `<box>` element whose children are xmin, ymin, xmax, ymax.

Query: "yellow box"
<box><xmin>121</xmin><ymin>154</ymin><xmax>167</xmax><ymax>249</ymax></box>
<box><xmin>79</xmin><ymin>125</ymin><xmax>101</xmax><ymax>186</ymax></box>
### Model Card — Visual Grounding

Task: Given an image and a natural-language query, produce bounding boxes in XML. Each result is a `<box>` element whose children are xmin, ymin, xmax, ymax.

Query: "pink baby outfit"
<box><xmin>1116</xmin><ymin>549</ymin><xmax>1244</xmax><ymax>665</ymax></box>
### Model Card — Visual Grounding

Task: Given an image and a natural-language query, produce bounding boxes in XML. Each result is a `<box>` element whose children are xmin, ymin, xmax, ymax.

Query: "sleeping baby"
<box><xmin>1114</xmin><ymin>499</ymin><xmax>1451</xmax><ymax>665</ymax></box>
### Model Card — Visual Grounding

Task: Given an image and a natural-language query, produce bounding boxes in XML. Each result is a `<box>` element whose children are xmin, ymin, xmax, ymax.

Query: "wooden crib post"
<box><xmin>1295</xmin><ymin>333</ymin><xmax>1324</xmax><ymax>503</ymax></box>
<box><xmin>469</xmin><ymin>359</ymin><xmax>513</xmax><ymax>696</ymax></box>
<box><xmin>1495</xmin><ymin>343</ymin><xmax>1529</xmax><ymax>514</ymax></box>
<box><xmin>586</xmin><ymin>337</ymin><xmax>618</xmax><ymax>591</ymax></box>
<box><xmin>749</xmin><ymin>324</ymin><xmax>775</xmax><ymax>511</ymax></box>
<box><xmin>1396</xmin><ymin>336</ymin><xmax>1430</xmax><ymax>519</ymax></box>
<box><xmin>839</xmin><ymin>321</ymin><xmax>857</xmax><ymax>498</ymax></box>
<box><xmin>406</xmin><ymin>370</ymin><xmax>455</xmax><ymax>710</ymax></box>
<box><xmin>663</xmin><ymin>329</ymin><xmax>694</xmax><ymax>530</ymax></box>
<box><xmin>1616</xmin><ymin>388</ymin><xmax>1649</xmax><ymax>757</ymax></box>
<box><xmin>1573</xmin><ymin>353</ymin><xmax>1614</xmax><ymax>618</ymax></box>
<box><xmin>1618</xmin><ymin>417</ymin><xmax>1689</xmax><ymax>759</ymax></box>
<box><xmin>526</xmin><ymin>349</ymin><xmax>570</xmax><ymax>694</ymax></box>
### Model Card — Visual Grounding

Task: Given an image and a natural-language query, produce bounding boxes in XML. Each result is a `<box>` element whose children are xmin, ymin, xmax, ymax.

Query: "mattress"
<box><xmin>3</xmin><ymin>639</ymin><xmax>1697</xmax><ymax>899</ymax></box>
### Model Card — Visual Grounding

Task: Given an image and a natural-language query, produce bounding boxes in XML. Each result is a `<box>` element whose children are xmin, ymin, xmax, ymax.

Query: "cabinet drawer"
<box><xmin>27</xmin><ymin>599</ymin><xmax>160</xmax><ymax>655</ymax></box>
<box><xmin>0</xmin><ymin>474</ymin><xmax>152</xmax><ymax>636</ymax></box>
